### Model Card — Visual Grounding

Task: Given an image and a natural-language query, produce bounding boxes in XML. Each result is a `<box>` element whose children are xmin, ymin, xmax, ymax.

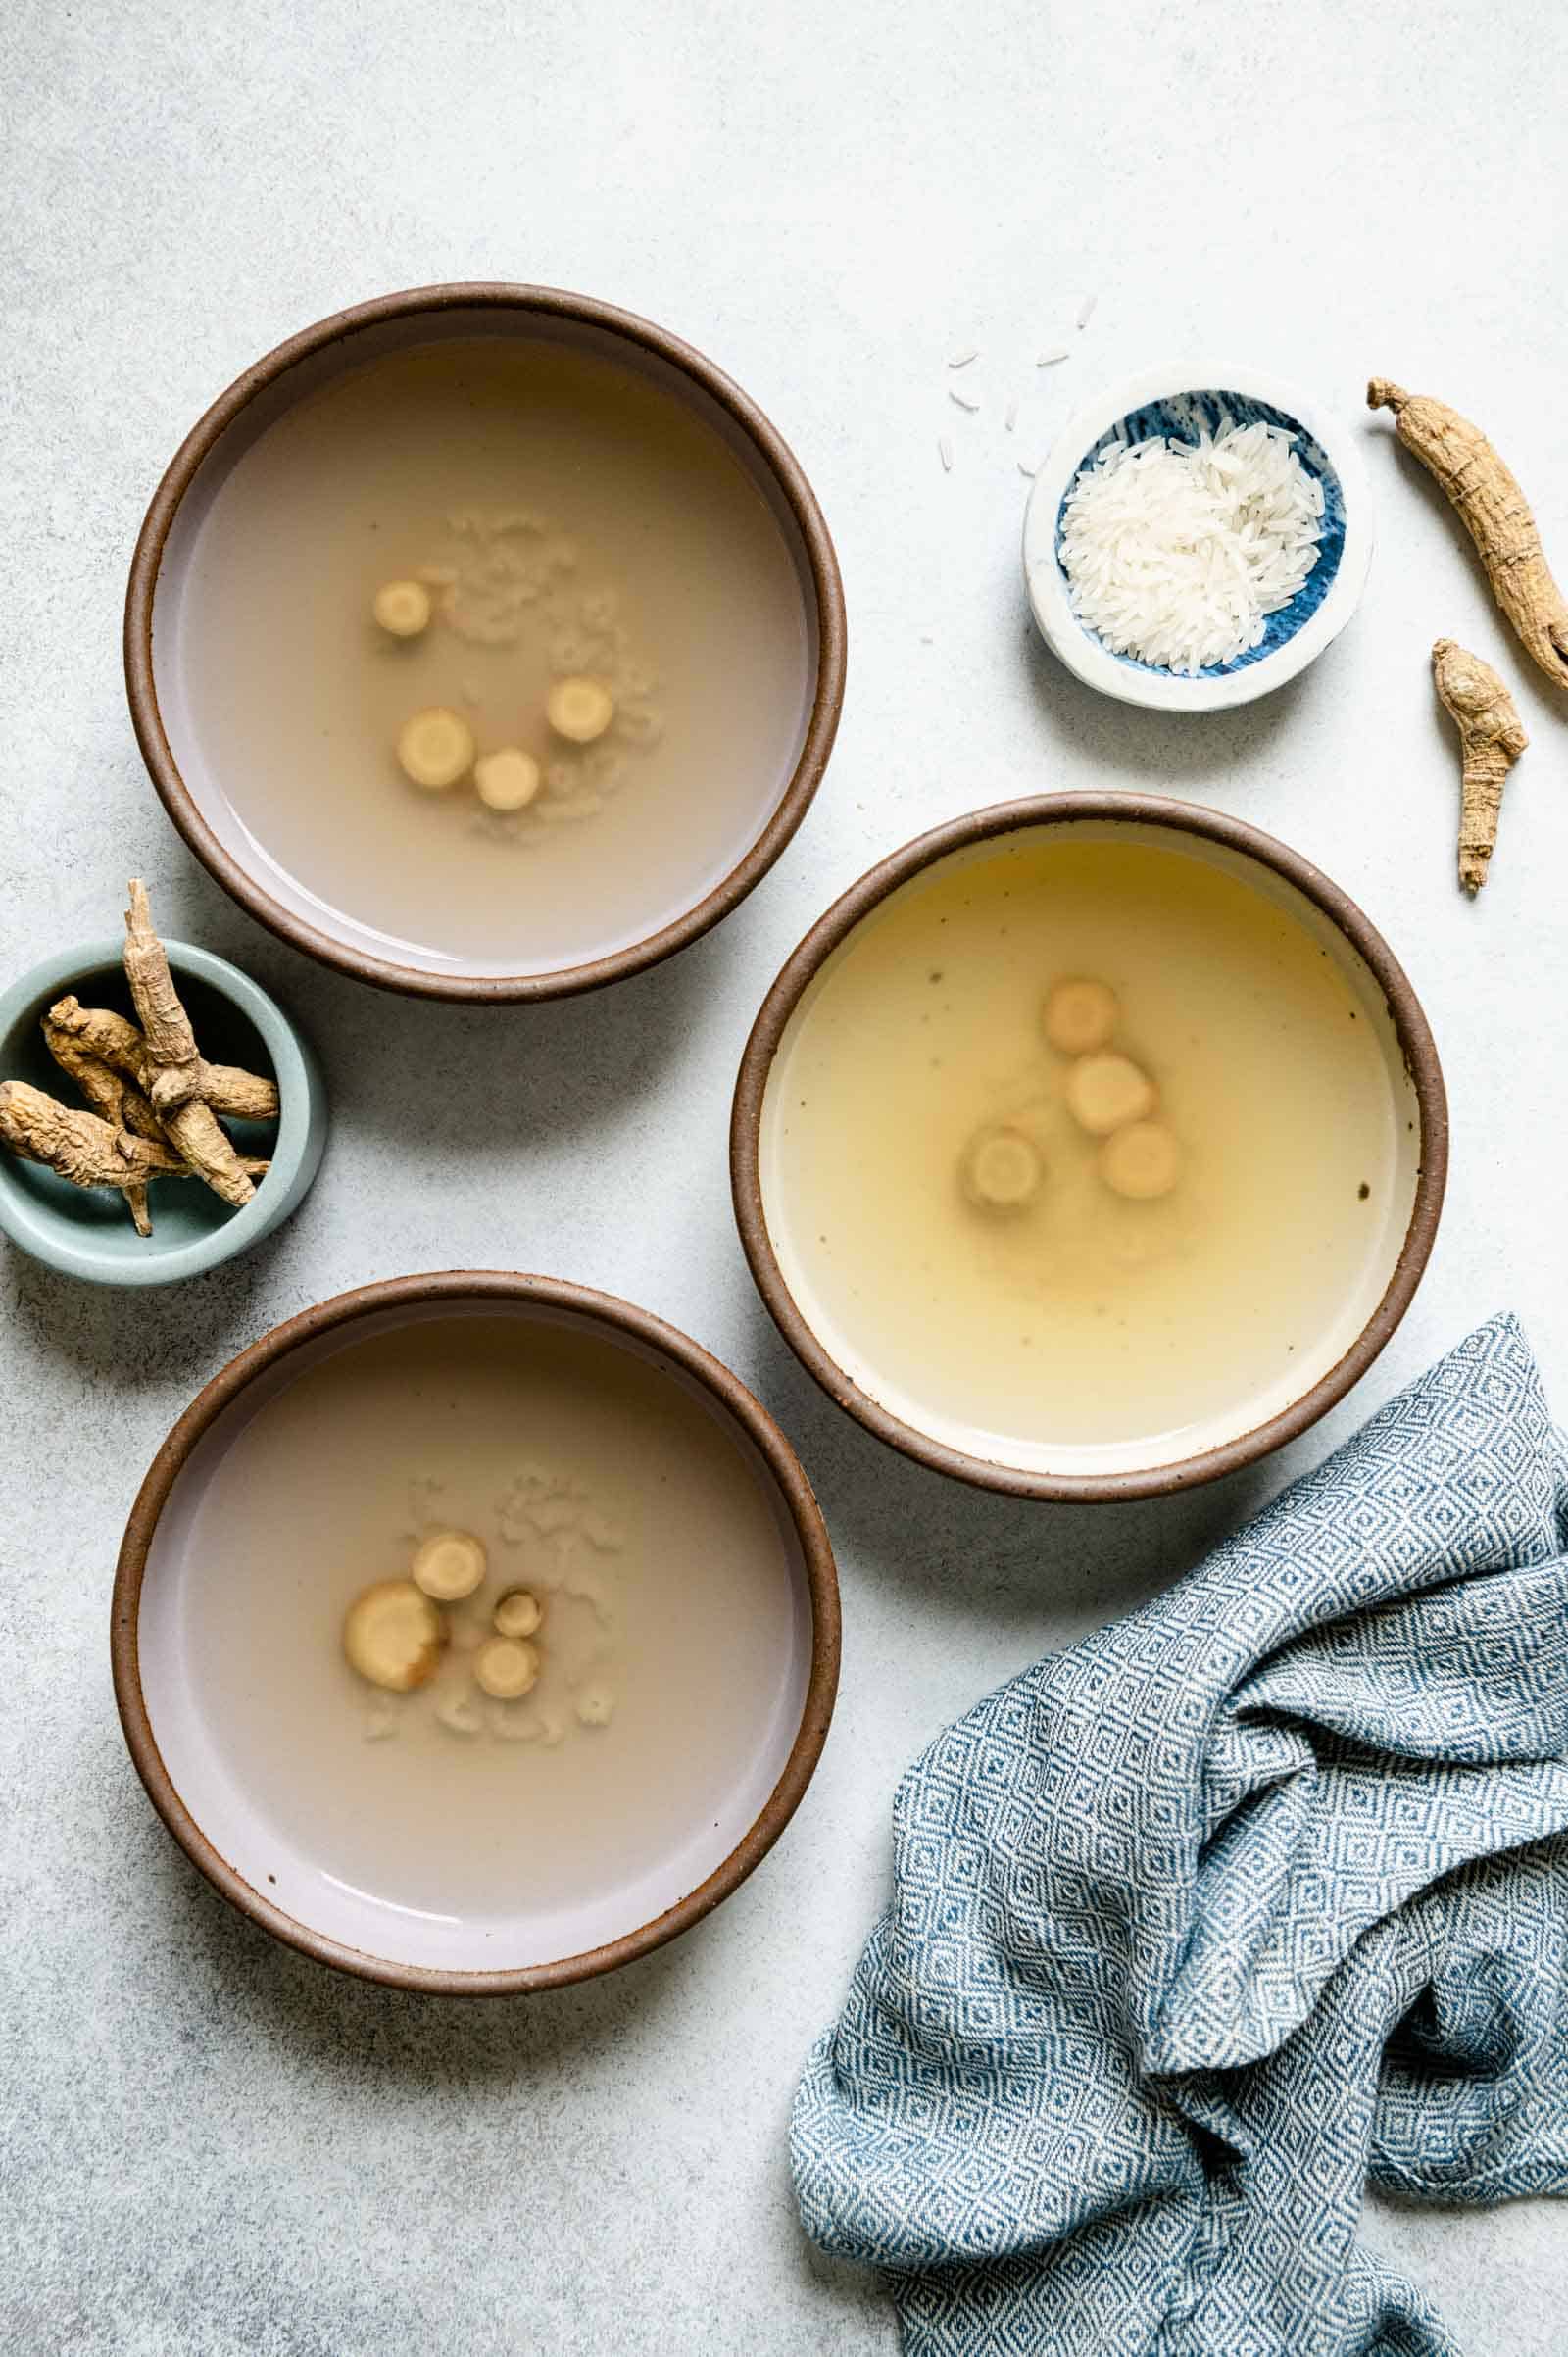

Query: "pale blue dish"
<box><xmin>0</xmin><ymin>937</ymin><xmax>327</xmax><ymax>1285</ymax></box>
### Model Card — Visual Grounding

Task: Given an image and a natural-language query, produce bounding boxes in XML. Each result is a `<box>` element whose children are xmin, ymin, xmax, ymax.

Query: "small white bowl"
<box><xmin>1023</xmin><ymin>365</ymin><xmax>1374</xmax><ymax>712</ymax></box>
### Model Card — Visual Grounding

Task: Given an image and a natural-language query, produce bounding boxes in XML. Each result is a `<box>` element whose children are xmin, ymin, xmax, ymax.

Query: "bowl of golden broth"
<box><xmin>733</xmin><ymin>796</ymin><xmax>1446</xmax><ymax>1500</ymax></box>
<box><xmin>114</xmin><ymin>1274</ymin><xmax>839</xmax><ymax>1991</ymax></box>
<box><xmin>125</xmin><ymin>284</ymin><xmax>845</xmax><ymax>1001</ymax></box>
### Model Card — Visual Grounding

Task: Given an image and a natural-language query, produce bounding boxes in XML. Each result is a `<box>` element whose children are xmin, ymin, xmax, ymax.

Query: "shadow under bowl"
<box><xmin>1024</xmin><ymin>367</ymin><xmax>1374</xmax><ymax>712</ymax></box>
<box><xmin>0</xmin><ymin>938</ymin><xmax>326</xmax><ymax>1286</ymax></box>
<box><xmin>732</xmin><ymin>794</ymin><xmax>1446</xmax><ymax>1501</ymax></box>
<box><xmin>125</xmin><ymin>281</ymin><xmax>847</xmax><ymax>1003</ymax></box>
<box><xmin>113</xmin><ymin>1272</ymin><xmax>840</xmax><ymax>1992</ymax></box>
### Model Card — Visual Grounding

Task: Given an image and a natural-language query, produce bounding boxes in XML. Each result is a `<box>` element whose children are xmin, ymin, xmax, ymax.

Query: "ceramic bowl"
<box><xmin>113</xmin><ymin>1273</ymin><xmax>840</xmax><ymax>1993</ymax></box>
<box><xmin>733</xmin><ymin>794</ymin><xmax>1446</xmax><ymax>1501</ymax></box>
<box><xmin>1023</xmin><ymin>366</ymin><xmax>1373</xmax><ymax>711</ymax></box>
<box><xmin>125</xmin><ymin>281</ymin><xmax>847</xmax><ymax>1003</ymax></box>
<box><xmin>0</xmin><ymin>937</ymin><xmax>325</xmax><ymax>1287</ymax></box>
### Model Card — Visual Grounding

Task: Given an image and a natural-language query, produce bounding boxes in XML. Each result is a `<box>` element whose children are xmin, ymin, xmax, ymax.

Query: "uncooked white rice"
<box><xmin>948</xmin><ymin>346</ymin><xmax>979</xmax><ymax>368</ymax></box>
<box><xmin>949</xmin><ymin>388</ymin><xmax>980</xmax><ymax>413</ymax></box>
<box><xmin>1036</xmin><ymin>348</ymin><xmax>1069</xmax><ymax>368</ymax></box>
<box><xmin>1004</xmin><ymin>397</ymin><xmax>1018</xmax><ymax>433</ymax></box>
<box><xmin>1057</xmin><ymin>417</ymin><xmax>1325</xmax><ymax>673</ymax></box>
<box><xmin>938</xmin><ymin>434</ymin><xmax>955</xmax><ymax>473</ymax></box>
<box><xmin>1076</xmin><ymin>293</ymin><xmax>1098</xmax><ymax>330</ymax></box>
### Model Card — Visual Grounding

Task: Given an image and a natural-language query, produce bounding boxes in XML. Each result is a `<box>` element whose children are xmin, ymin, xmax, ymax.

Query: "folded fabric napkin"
<box><xmin>793</xmin><ymin>1313</ymin><xmax>1568</xmax><ymax>2356</ymax></box>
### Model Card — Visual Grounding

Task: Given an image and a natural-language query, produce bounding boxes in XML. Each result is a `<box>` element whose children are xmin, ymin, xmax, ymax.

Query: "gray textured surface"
<box><xmin>1</xmin><ymin>3</ymin><xmax>1565</xmax><ymax>2351</ymax></box>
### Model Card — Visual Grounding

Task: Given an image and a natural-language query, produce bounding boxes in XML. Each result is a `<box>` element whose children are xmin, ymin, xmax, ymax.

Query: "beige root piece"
<box><xmin>546</xmin><ymin>675</ymin><xmax>614</xmax><ymax>744</ymax></box>
<box><xmin>371</xmin><ymin>579</ymin><xmax>432</xmax><ymax>638</ymax></box>
<box><xmin>411</xmin><ymin>1529</ymin><xmax>487</xmax><ymax>1601</ymax></box>
<box><xmin>123</xmin><ymin>882</ymin><xmax>258</xmax><ymax>1208</ymax></box>
<box><xmin>397</xmin><ymin>706</ymin><xmax>475</xmax><ymax>789</ymax></box>
<box><xmin>959</xmin><ymin>1125</ymin><xmax>1044</xmax><ymax>1212</ymax></box>
<box><xmin>473</xmin><ymin>1636</ymin><xmax>541</xmax><ymax>1700</ymax></box>
<box><xmin>1368</xmin><ymin>379</ymin><xmax>1568</xmax><ymax>691</ymax></box>
<box><xmin>494</xmin><ymin>1588</ymin><xmax>543</xmax><ymax>1639</ymax></box>
<box><xmin>46</xmin><ymin>998</ymin><xmax>277</xmax><ymax>1122</ymax></box>
<box><xmin>1043</xmin><ymin>978</ymin><xmax>1119</xmax><ymax>1056</ymax></box>
<box><xmin>1065</xmin><ymin>1053</ymin><xmax>1156</xmax><ymax>1137</ymax></box>
<box><xmin>0</xmin><ymin>1082</ymin><xmax>264</xmax><ymax>1238</ymax></box>
<box><xmin>343</xmin><ymin>1580</ymin><xmax>446</xmax><ymax>1692</ymax></box>
<box><xmin>1100</xmin><ymin>1120</ymin><xmax>1183</xmax><ymax>1201</ymax></box>
<box><xmin>1432</xmin><ymin>638</ymin><xmax>1529</xmax><ymax>896</ymax></box>
<box><xmin>42</xmin><ymin>1018</ymin><xmax>165</xmax><ymax>1146</ymax></box>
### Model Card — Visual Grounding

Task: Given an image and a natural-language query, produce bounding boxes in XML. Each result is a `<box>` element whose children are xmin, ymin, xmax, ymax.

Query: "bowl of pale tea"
<box><xmin>125</xmin><ymin>284</ymin><xmax>846</xmax><ymax>1000</ymax></box>
<box><xmin>113</xmin><ymin>1274</ymin><xmax>839</xmax><ymax>1990</ymax></box>
<box><xmin>733</xmin><ymin>794</ymin><xmax>1446</xmax><ymax>1500</ymax></box>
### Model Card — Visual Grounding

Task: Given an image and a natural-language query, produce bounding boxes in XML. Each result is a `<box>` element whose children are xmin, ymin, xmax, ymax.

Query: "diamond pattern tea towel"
<box><xmin>793</xmin><ymin>1313</ymin><xmax>1568</xmax><ymax>2356</ymax></box>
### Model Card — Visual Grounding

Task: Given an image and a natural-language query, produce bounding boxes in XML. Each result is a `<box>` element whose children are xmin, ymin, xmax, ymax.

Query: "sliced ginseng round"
<box><xmin>371</xmin><ymin>579</ymin><xmax>433</xmax><ymax>639</ymax></box>
<box><xmin>960</xmin><ymin>1124</ymin><xmax>1044</xmax><ymax>1212</ymax></box>
<box><xmin>397</xmin><ymin>706</ymin><xmax>475</xmax><ymax>790</ymax></box>
<box><xmin>473</xmin><ymin>1635</ymin><xmax>541</xmax><ymax>1700</ymax></box>
<box><xmin>474</xmin><ymin>747</ymin><xmax>542</xmax><ymax>811</ymax></box>
<box><xmin>343</xmin><ymin>1579</ymin><xmax>445</xmax><ymax>1693</ymax></box>
<box><xmin>1065</xmin><ymin>1052</ymin><xmax>1156</xmax><ymax>1137</ymax></box>
<box><xmin>1043</xmin><ymin>977</ymin><xmax>1119</xmax><ymax>1056</ymax></box>
<box><xmin>1100</xmin><ymin>1120</ymin><xmax>1183</xmax><ymax>1201</ymax></box>
<box><xmin>411</xmin><ymin>1529</ymin><xmax>487</xmax><ymax>1602</ymax></box>
<box><xmin>493</xmin><ymin>1587</ymin><xmax>543</xmax><ymax>1639</ymax></box>
<box><xmin>546</xmin><ymin>674</ymin><xmax>614</xmax><ymax>745</ymax></box>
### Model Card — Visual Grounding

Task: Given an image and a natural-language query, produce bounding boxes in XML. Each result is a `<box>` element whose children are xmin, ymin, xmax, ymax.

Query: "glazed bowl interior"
<box><xmin>129</xmin><ymin>286</ymin><xmax>845</xmax><ymax>1000</ymax></box>
<box><xmin>115</xmin><ymin>1279</ymin><xmax>838</xmax><ymax>1989</ymax></box>
<box><xmin>1024</xmin><ymin>368</ymin><xmax>1372</xmax><ymax>712</ymax></box>
<box><xmin>738</xmin><ymin>798</ymin><xmax>1445</xmax><ymax>1499</ymax></box>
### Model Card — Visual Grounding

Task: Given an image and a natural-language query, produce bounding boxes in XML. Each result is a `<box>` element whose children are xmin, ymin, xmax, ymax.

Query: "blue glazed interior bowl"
<box><xmin>1023</xmin><ymin>366</ymin><xmax>1374</xmax><ymax>712</ymax></box>
<box><xmin>0</xmin><ymin>937</ymin><xmax>327</xmax><ymax>1286</ymax></box>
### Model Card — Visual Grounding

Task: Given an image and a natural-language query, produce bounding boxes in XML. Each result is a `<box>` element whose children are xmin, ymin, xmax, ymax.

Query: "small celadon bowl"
<box><xmin>0</xmin><ymin>937</ymin><xmax>326</xmax><ymax>1286</ymax></box>
<box><xmin>1023</xmin><ymin>365</ymin><xmax>1374</xmax><ymax>712</ymax></box>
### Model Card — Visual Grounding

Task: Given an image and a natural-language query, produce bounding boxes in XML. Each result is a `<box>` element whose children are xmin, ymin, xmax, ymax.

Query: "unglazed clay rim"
<box><xmin>732</xmin><ymin>792</ymin><xmax>1448</xmax><ymax>1501</ymax></box>
<box><xmin>124</xmin><ymin>283</ymin><xmax>847</xmax><ymax>1003</ymax></box>
<box><xmin>112</xmin><ymin>1271</ymin><xmax>841</xmax><ymax>1992</ymax></box>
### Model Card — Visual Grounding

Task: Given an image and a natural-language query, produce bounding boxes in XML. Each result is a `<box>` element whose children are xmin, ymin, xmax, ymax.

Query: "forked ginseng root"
<box><xmin>1432</xmin><ymin>639</ymin><xmax>1529</xmax><ymax>896</ymax></box>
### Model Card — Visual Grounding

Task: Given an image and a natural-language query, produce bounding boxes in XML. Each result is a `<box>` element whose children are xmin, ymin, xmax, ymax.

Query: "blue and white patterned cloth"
<box><xmin>793</xmin><ymin>1314</ymin><xmax>1568</xmax><ymax>2356</ymax></box>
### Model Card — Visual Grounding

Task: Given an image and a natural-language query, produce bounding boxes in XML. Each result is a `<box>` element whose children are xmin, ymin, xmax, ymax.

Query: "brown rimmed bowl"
<box><xmin>124</xmin><ymin>282</ymin><xmax>846</xmax><ymax>1003</ymax></box>
<box><xmin>732</xmin><ymin>793</ymin><xmax>1447</xmax><ymax>1502</ymax></box>
<box><xmin>113</xmin><ymin>1272</ymin><xmax>839</xmax><ymax>1993</ymax></box>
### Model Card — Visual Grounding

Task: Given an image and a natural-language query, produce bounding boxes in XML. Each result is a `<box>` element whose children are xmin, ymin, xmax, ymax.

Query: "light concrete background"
<box><xmin>2</xmin><ymin>2</ymin><xmax>1565</xmax><ymax>2350</ymax></box>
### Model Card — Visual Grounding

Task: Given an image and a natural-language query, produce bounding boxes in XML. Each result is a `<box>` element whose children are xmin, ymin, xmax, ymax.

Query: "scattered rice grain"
<box><xmin>1076</xmin><ymin>294</ymin><xmax>1098</xmax><ymax>330</ymax></box>
<box><xmin>1004</xmin><ymin>398</ymin><xmax>1018</xmax><ymax>433</ymax></box>
<box><xmin>949</xmin><ymin>389</ymin><xmax>980</xmax><ymax>413</ymax></box>
<box><xmin>1017</xmin><ymin>459</ymin><xmax>1038</xmax><ymax>478</ymax></box>
<box><xmin>948</xmin><ymin>347</ymin><xmax>979</xmax><ymax>368</ymax></box>
<box><xmin>1036</xmin><ymin>349</ymin><xmax>1069</xmax><ymax>368</ymax></box>
<box><xmin>938</xmin><ymin>435</ymin><xmax>954</xmax><ymax>473</ymax></box>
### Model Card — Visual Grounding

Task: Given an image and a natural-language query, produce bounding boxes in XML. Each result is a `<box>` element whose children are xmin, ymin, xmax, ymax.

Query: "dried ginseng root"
<box><xmin>1368</xmin><ymin>380</ymin><xmax>1568</xmax><ymax>693</ymax></box>
<box><xmin>1432</xmin><ymin>638</ymin><xmax>1529</xmax><ymax>897</ymax></box>
<box><xmin>122</xmin><ymin>880</ymin><xmax>258</xmax><ymax>1207</ymax></box>
<box><xmin>0</xmin><ymin>1082</ymin><xmax>267</xmax><ymax>1237</ymax></box>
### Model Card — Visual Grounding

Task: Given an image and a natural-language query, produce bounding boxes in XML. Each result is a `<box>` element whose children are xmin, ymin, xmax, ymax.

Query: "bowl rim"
<box><xmin>1022</xmin><ymin>363</ymin><xmax>1375</xmax><ymax>712</ymax></box>
<box><xmin>731</xmin><ymin>791</ymin><xmax>1448</xmax><ymax>1501</ymax></box>
<box><xmin>0</xmin><ymin>933</ymin><xmax>319</xmax><ymax>1288</ymax></box>
<box><xmin>111</xmin><ymin>1269</ymin><xmax>842</xmax><ymax>1992</ymax></box>
<box><xmin>123</xmin><ymin>280</ymin><xmax>849</xmax><ymax>1003</ymax></box>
